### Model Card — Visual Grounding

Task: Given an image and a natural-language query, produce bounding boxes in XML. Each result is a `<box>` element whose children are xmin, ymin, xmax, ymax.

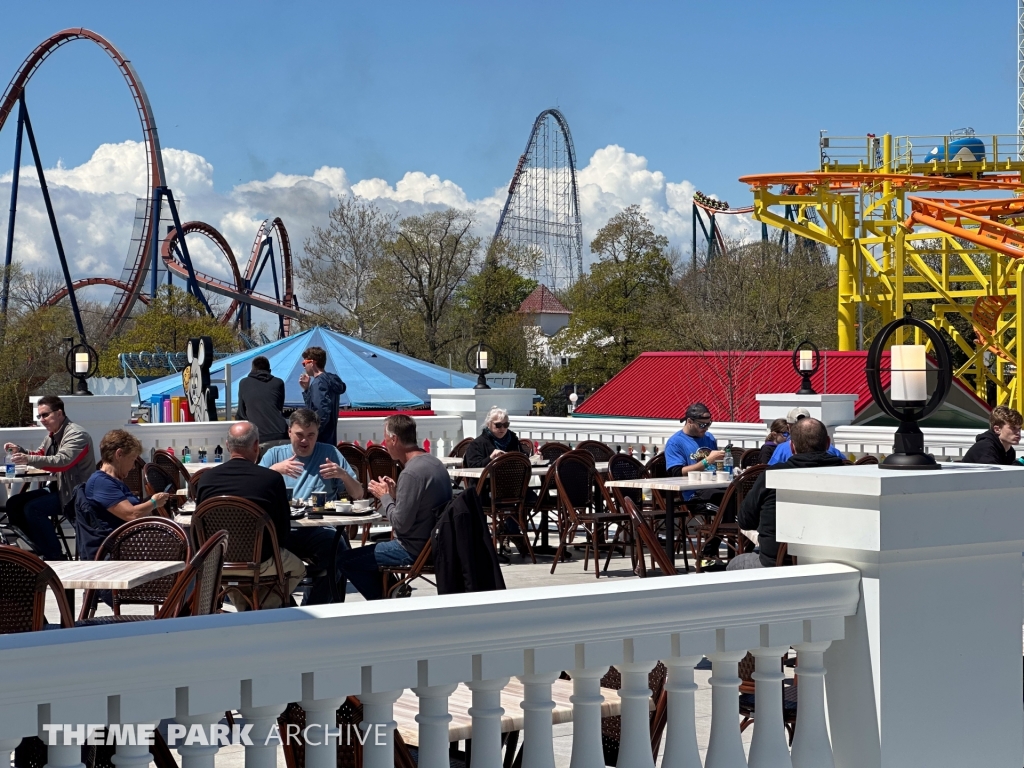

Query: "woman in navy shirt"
<box><xmin>76</xmin><ymin>429</ymin><xmax>171</xmax><ymax>561</ymax></box>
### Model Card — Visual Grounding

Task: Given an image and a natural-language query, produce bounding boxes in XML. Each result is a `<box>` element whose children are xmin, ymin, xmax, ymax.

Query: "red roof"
<box><xmin>573</xmin><ymin>351</ymin><xmax>985</xmax><ymax>422</ymax></box>
<box><xmin>518</xmin><ymin>285</ymin><xmax>570</xmax><ymax>315</ymax></box>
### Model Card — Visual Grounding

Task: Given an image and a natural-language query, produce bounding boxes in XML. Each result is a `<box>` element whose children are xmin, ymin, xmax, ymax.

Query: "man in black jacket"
<box><xmin>195</xmin><ymin>421</ymin><xmax>305</xmax><ymax>608</ymax></box>
<box><xmin>729</xmin><ymin>417</ymin><xmax>845</xmax><ymax>570</ymax></box>
<box><xmin>236</xmin><ymin>356</ymin><xmax>289</xmax><ymax>451</ymax></box>
<box><xmin>962</xmin><ymin>406</ymin><xmax>1022</xmax><ymax>465</ymax></box>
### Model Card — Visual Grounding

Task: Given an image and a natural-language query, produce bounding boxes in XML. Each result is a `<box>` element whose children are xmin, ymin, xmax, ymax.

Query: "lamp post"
<box><xmin>865</xmin><ymin>311</ymin><xmax>952</xmax><ymax>469</ymax></box>
<box><xmin>568</xmin><ymin>391</ymin><xmax>578</xmax><ymax>414</ymax></box>
<box><xmin>65</xmin><ymin>342</ymin><xmax>98</xmax><ymax>396</ymax></box>
<box><xmin>466</xmin><ymin>341</ymin><xmax>495</xmax><ymax>390</ymax></box>
<box><xmin>792</xmin><ymin>340</ymin><xmax>820</xmax><ymax>395</ymax></box>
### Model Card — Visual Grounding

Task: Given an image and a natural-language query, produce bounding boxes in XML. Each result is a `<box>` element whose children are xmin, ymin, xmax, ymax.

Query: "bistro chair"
<box><xmin>76</xmin><ymin>531</ymin><xmax>228</xmax><ymax>627</ymax></box>
<box><xmin>192</xmin><ymin>496</ymin><xmax>290</xmax><ymax>610</ymax></box>
<box><xmin>622</xmin><ymin>498</ymin><xmax>676</xmax><ymax>578</ymax></box>
<box><xmin>475</xmin><ymin>452</ymin><xmax>535</xmax><ymax>563</ymax></box>
<box><xmin>576</xmin><ymin>440</ymin><xmax>615</xmax><ymax>462</ymax></box>
<box><xmin>774</xmin><ymin>542</ymin><xmax>796</xmax><ymax>567</ymax></box>
<box><xmin>527</xmin><ymin>460</ymin><xmax>561</xmax><ymax>549</ymax></box>
<box><xmin>337</xmin><ymin>442</ymin><xmax>369</xmax><ymax>486</ymax></box>
<box><xmin>77</xmin><ymin>517</ymin><xmax>190</xmax><ymax>620</ymax></box>
<box><xmin>539</xmin><ymin>441</ymin><xmax>572</xmax><ymax>461</ymax></box>
<box><xmin>152</xmin><ymin>448</ymin><xmax>191</xmax><ymax>487</ymax></box>
<box><xmin>0</xmin><ymin>545</ymin><xmax>73</xmax><ymax>633</ymax></box>
<box><xmin>366</xmin><ymin>445</ymin><xmax>400</xmax><ymax>484</ymax></box>
<box><xmin>379</xmin><ymin>537</ymin><xmax>436</xmax><ymax>599</ymax></box>
<box><xmin>739</xmin><ymin>447</ymin><xmax>762</xmax><ymax>469</ymax></box>
<box><xmin>552</xmin><ymin>452</ymin><xmax>628</xmax><ymax>577</ymax></box>
<box><xmin>519</xmin><ymin>437</ymin><xmax>535</xmax><ymax>455</ymax></box>
<box><xmin>690</xmin><ymin>467</ymin><xmax>767</xmax><ymax>572</ymax></box>
<box><xmin>187</xmin><ymin>466</ymin><xmax>211</xmax><ymax>500</ymax></box>
<box><xmin>855</xmin><ymin>455</ymin><xmax>879</xmax><ymax>465</ymax></box>
<box><xmin>448</xmin><ymin>437</ymin><xmax>474</xmax><ymax>459</ymax></box>
<box><xmin>143</xmin><ymin>462</ymin><xmax>181</xmax><ymax>502</ymax></box>
<box><xmin>124</xmin><ymin>456</ymin><xmax>147</xmax><ymax>501</ymax></box>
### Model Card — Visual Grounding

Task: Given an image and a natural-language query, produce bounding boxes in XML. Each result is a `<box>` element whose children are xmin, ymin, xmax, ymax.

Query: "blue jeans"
<box><xmin>6</xmin><ymin>489</ymin><xmax>63</xmax><ymax>560</ymax></box>
<box><xmin>285</xmin><ymin>526</ymin><xmax>349</xmax><ymax>605</ymax></box>
<box><xmin>336</xmin><ymin>539</ymin><xmax>414</xmax><ymax>601</ymax></box>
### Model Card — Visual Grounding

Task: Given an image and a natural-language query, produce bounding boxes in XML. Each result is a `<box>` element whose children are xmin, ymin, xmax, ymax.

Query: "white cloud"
<box><xmin>0</xmin><ymin>139</ymin><xmax>759</xmax><ymax>318</ymax></box>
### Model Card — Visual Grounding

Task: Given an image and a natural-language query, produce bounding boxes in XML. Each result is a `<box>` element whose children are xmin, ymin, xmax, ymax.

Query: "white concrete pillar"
<box><xmin>613</xmin><ymin>662</ymin><xmax>654</xmax><ymax>768</ymax></box>
<box><xmin>567</xmin><ymin>666</ymin><xmax>605</xmax><ymax>768</ymax></box>
<box><xmin>517</xmin><ymin>670</ymin><xmax>559</xmax><ymax>768</ymax></box>
<box><xmin>413</xmin><ymin>684</ymin><xmax>458</xmax><ymax>768</ymax></box>
<box><xmin>111</xmin><ymin>740</ymin><xmax>153</xmax><ymax>768</ymax></box>
<box><xmin>660</xmin><ymin>656</ymin><xmax>703</xmax><ymax>768</ymax></box>
<box><xmin>239</xmin><ymin>703</ymin><xmax>286</xmax><ymax>768</ymax></box>
<box><xmin>747</xmin><ymin>647</ymin><xmax>792</xmax><ymax>768</ymax></box>
<box><xmin>705</xmin><ymin>650</ymin><xmax>748</xmax><ymax>768</ymax></box>
<box><xmin>360</xmin><ymin>690</ymin><xmax>402</xmax><ymax>768</ymax></box>
<box><xmin>466</xmin><ymin>677</ymin><xmax>509</xmax><ymax>768</ymax></box>
<box><xmin>172</xmin><ymin>713</ymin><xmax>223</xmax><ymax>768</ymax></box>
<box><xmin>790</xmin><ymin>642</ymin><xmax>833</xmax><ymax>768</ymax></box>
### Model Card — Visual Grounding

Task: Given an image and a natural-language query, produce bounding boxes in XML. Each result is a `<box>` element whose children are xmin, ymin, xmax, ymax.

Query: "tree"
<box><xmin>555</xmin><ymin>206</ymin><xmax>674</xmax><ymax>389</ymax></box>
<box><xmin>298</xmin><ymin>196</ymin><xmax>394</xmax><ymax>338</ymax></box>
<box><xmin>459</xmin><ymin>238</ymin><xmax>538</xmax><ymax>339</ymax></box>
<box><xmin>369</xmin><ymin>208</ymin><xmax>481</xmax><ymax>363</ymax></box>
<box><xmin>98</xmin><ymin>286</ymin><xmax>240</xmax><ymax>377</ymax></box>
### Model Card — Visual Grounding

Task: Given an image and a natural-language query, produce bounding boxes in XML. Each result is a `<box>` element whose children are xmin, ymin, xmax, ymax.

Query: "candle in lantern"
<box><xmin>75</xmin><ymin>352</ymin><xmax>89</xmax><ymax>374</ymax></box>
<box><xmin>799</xmin><ymin>349</ymin><xmax>813</xmax><ymax>371</ymax></box>
<box><xmin>890</xmin><ymin>344</ymin><xmax>927</xmax><ymax>402</ymax></box>
<box><xmin>476</xmin><ymin>349</ymin><xmax>489</xmax><ymax>370</ymax></box>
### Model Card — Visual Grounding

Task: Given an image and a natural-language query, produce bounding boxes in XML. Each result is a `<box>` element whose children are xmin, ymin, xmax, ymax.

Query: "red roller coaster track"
<box><xmin>4</xmin><ymin>29</ymin><xmax>299</xmax><ymax>336</ymax></box>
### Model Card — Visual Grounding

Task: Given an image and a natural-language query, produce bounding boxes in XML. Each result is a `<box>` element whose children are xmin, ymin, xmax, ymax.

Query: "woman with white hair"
<box><xmin>464</xmin><ymin>406</ymin><xmax>524</xmax><ymax>468</ymax></box>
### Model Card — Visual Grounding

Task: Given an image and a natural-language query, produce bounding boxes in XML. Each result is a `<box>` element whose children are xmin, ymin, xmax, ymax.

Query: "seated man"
<box><xmin>195</xmin><ymin>421</ymin><xmax>305</xmax><ymax>609</ymax></box>
<box><xmin>261</xmin><ymin>409</ymin><xmax>364</xmax><ymax>501</ymax></box>
<box><xmin>336</xmin><ymin>414</ymin><xmax>451</xmax><ymax>601</ymax></box>
<box><xmin>3</xmin><ymin>395</ymin><xmax>96</xmax><ymax>560</ymax></box>
<box><xmin>767</xmin><ymin>407</ymin><xmax>845</xmax><ymax>465</ymax></box>
<box><xmin>261</xmin><ymin>408</ymin><xmax>363</xmax><ymax>604</ymax></box>
<box><xmin>962</xmin><ymin>405</ymin><xmax>1022</xmax><ymax>465</ymax></box>
<box><xmin>730</xmin><ymin>417</ymin><xmax>845</xmax><ymax>570</ymax></box>
<box><xmin>665</xmin><ymin>402</ymin><xmax>726</xmax><ymax>559</ymax></box>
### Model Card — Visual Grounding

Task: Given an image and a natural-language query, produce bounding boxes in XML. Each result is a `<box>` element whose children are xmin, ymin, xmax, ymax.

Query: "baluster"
<box><xmin>112</xmin><ymin>734</ymin><xmax>153</xmax><ymax>768</ymax></box>
<box><xmin>172</xmin><ymin>713</ymin><xmax>223</xmax><ymax>768</ymax></box>
<box><xmin>44</xmin><ymin>743</ymin><xmax>86</xmax><ymax>768</ymax></box>
<box><xmin>614</xmin><ymin>661</ymin><xmax>655</xmax><ymax>768</ymax></box>
<box><xmin>568</xmin><ymin>668</ymin><xmax>605</xmax><ymax>768</ymax></box>
<box><xmin>705</xmin><ymin>650</ymin><xmax>749</xmax><ymax>768</ymax></box>
<box><xmin>298</xmin><ymin>697</ymin><xmax>345</xmax><ymax>768</ymax></box>
<box><xmin>467</xmin><ymin>676</ymin><xmax>510</xmax><ymax>768</ymax></box>
<box><xmin>360</xmin><ymin>690</ymin><xmax>403</xmax><ymax>768</ymax></box>
<box><xmin>790</xmin><ymin>642</ymin><xmax>834</xmax><ymax>768</ymax></box>
<box><xmin>660</xmin><ymin>655</ymin><xmax>703</xmax><ymax>768</ymax></box>
<box><xmin>413</xmin><ymin>683</ymin><xmax>458</xmax><ymax>768</ymax></box>
<box><xmin>517</xmin><ymin>669</ymin><xmax>559</xmax><ymax>768</ymax></box>
<box><xmin>241</xmin><ymin>678</ymin><xmax>295</xmax><ymax>768</ymax></box>
<box><xmin>747</xmin><ymin>646</ymin><xmax>792</xmax><ymax>768</ymax></box>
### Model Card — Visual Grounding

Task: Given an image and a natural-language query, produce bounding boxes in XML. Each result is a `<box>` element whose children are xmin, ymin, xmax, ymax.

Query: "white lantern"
<box><xmin>799</xmin><ymin>349</ymin><xmax>813</xmax><ymax>371</ymax></box>
<box><xmin>75</xmin><ymin>352</ymin><xmax>90</xmax><ymax>374</ymax></box>
<box><xmin>890</xmin><ymin>345</ymin><xmax>927</xmax><ymax>402</ymax></box>
<box><xmin>476</xmin><ymin>348</ymin><xmax>489</xmax><ymax>370</ymax></box>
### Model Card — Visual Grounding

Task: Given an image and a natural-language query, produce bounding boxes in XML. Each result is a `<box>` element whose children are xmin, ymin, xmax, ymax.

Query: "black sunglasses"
<box><xmin>691</xmin><ymin>419</ymin><xmax>712</xmax><ymax>429</ymax></box>
<box><xmin>493</xmin><ymin>422</ymin><xmax>510</xmax><ymax>429</ymax></box>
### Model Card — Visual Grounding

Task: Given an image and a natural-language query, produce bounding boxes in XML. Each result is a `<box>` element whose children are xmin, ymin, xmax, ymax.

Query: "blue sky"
<box><xmin>0</xmin><ymin>0</ymin><xmax>1018</xmax><ymax>325</ymax></box>
<box><xmin>3</xmin><ymin>0</ymin><xmax>1015</xmax><ymax>204</ymax></box>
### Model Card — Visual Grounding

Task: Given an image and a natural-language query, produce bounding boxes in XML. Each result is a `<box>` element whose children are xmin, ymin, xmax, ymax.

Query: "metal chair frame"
<box><xmin>475</xmin><ymin>452</ymin><xmax>535</xmax><ymax>563</ymax></box>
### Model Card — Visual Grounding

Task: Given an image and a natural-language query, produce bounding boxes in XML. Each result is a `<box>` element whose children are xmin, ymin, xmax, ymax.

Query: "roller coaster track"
<box><xmin>1</xmin><ymin>28</ymin><xmax>165</xmax><ymax>335</ymax></box>
<box><xmin>5</xmin><ymin>29</ymin><xmax>301</xmax><ymax>337</ymax></box>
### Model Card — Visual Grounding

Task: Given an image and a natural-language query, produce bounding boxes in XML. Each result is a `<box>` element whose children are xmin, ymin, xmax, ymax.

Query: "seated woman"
<box><xmin>464</xmin><ymin>407</ymin><xmax>524</xmax><ymax>468</ymax></box>
<box><xmin>75</xmin><ymin>429</ymin><xmax>170</xmax><ymax>561</ymax></box>
<box><xmin>758</xmin><ymin>418</ymin><xmax>790</xmax><ymax>466</ymax></box>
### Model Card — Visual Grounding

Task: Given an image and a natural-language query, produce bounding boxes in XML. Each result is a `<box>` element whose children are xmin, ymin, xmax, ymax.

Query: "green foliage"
<box><xmin>99</xmin><ymin>286</ymin><xmax>240</xmax><ymax>377</ymax></box>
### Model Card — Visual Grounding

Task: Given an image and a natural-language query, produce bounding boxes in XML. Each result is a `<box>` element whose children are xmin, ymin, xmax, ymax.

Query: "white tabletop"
<box><xmin>604</xmin><ymin>476</ymin><xmax>733</xmax><ymax>492</ymax></box>
<box><xmin>175</xmin><ymin>508</ymin><xmax>382</xmax><ymax>528</ymax></box>
<box><xmin>0</xmin><ymin>470</ymin><xmax>56</xmax><ymax>484</ymax></box>
<box><xmin>50</xmin><ymin>560</ymin><xmax>186</xmax><ymax>590</ymax></box>
<box><xmin>449</xmin><ymin>461</ymin><xmax>608</xmax><ymax>479</ymax></box>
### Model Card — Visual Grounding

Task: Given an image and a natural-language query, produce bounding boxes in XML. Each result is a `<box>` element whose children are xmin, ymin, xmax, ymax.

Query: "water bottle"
<box><xmin>5</xmin><ymin>450</ymin><xmax>15</xmax><ymax>479</ymax></box>
<box><xmin>214</xmin><ymin>445</ymin><xmax>223</xmax><ymax>463</ymax></box>
<box><xmin>723</xmin><ymin>443</ymin><xmax>734</xmax><ymax>477</ymax></box>
<box><xmin>182</xmin><ymin>445</ymin><xmax>191</xmax><ymax>464</ymax></box>
<box><xmin>199</xmin><ymin>448</ymin><xmax>208</xmax><ymax>464</ymax></box>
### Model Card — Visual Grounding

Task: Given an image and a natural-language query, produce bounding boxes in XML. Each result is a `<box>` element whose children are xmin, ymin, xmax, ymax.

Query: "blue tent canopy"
<box><xmin>137</xmin><ymin>327</ymin><xmax>477</xmax><ymax>410</ymax></box>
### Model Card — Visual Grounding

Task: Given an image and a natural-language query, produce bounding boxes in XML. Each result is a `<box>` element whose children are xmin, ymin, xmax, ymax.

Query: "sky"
<box><xmin>0</xmin><ymin>0</ymin><xmax>1018</xmax><ymax>328</ymax></box>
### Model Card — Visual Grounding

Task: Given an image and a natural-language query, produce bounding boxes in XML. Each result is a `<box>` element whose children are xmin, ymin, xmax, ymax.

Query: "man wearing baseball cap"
<box><xmin>766</xmin><ymin>407</ymin><xmax>845</xmax><ymax>465</ymax></box>
<box><xmin>665</xmin><ymin>402</ymin><xmax>725</xmax><ymax>501</ymax></box>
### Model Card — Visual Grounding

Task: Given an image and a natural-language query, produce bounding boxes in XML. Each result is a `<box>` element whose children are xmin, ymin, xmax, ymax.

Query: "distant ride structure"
<box><xmin>743</xmin><ymin>131</ymin><xmax>1024</xmax><ymax>411</ymax></box>
<box><xmin>690</xmin><ymin>190</ymin><xmax>754</xmax><ymax>266</ymax></box>
<box><xmin>492</xmin><ymin>108</ymin><xmax>583</xmax><ymax>290</ymax></box>
<box><xmin>0</xmin><ymin>28</ymin><xmax>298</xmax><ymax>341</ymax></box>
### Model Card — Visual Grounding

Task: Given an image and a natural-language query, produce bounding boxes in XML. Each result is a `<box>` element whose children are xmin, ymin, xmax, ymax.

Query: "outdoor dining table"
<box><xmin>49</xmin><ymin>559</ymin><xmax>188</xmax><ymax>614</ymax></box>
<box><xmin>175</xmin><ymin>503</ymin><xmax>384</xmax><ymax>529</ymax></box>
<box><xmin>448</xmin><ymin>461</ymin><xmax>609</xmax><ymax>480</ymax></box>
<box><xmin>393</xmin><ymin>677</ymin><xmax>629</xmax><ymax>748</ymax></box>
<box><xmin>604</xmin><ymin>475</ymin><xmax>734</xmax><ymax>567</ymax></box>
<box><xmin>0</xmin><ymin>469</ymin><xmax>57</xmax><ymax>485</ymax></box>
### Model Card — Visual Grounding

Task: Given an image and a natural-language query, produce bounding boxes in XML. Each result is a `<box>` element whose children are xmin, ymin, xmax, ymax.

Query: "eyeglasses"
<box><xmin>493</xmin><ymin>422</ymin><xmax>510</xmax><ymax>429</ymax></box>
<box><xmin>37</xmin><ymin>410</ymin><xmax>55</xmax><ymax>419</ymax></box>
<box><xmin>691</xmin><ymin>419</ymin><xmax>712</xmax><ymax>429</ymax></box>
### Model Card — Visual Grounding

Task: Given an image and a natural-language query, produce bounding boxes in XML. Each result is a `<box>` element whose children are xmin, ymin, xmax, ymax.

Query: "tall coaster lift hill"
<box><xmin>743</xmin><ymin>132</ymin><xmax>1024</xmax><ymax>410</ymax></box>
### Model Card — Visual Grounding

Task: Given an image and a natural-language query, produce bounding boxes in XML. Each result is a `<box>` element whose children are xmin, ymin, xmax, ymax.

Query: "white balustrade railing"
<box><xmin>0</xmin><ymin>565</ymin><xmax>860</xmax><ymax>768</ymax></box>
<box><xmin>509</xmin><ymin>416</ymin><xmax>769</xmax><ymax>451</ymax></box>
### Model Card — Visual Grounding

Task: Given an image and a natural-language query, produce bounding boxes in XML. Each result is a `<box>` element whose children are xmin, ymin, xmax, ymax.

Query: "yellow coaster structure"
<box><xmin>742</xmin><ymin>131</ymin><xmax>1024</xmax><ymax>410</ymax></box>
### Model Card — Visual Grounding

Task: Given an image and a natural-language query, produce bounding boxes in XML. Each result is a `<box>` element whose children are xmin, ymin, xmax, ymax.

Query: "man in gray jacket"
<box><xmin>336</xmin><ymin>414</ymin><xmax>451</xmax><ymax>600</ymax></box>
<box><xmin>3</xmin><ymin>395</ymin><xmax>96</xmax><ymax>559</ymax></box>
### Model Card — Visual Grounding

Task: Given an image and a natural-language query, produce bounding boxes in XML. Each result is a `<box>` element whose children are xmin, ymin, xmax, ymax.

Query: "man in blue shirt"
<box><xmin>767</xmin><ymin>407</ymin><xmax>846</xmax><ymax>465</ymax></box>
<box><xmin>665</xmin><ymin>402</ymin><xmax>726</xmax><ymax>501</ymax></box>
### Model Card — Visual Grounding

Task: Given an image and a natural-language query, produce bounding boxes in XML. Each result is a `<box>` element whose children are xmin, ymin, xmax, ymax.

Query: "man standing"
<box><xmin>195</xmin><ymin>422</ymin><xmax>305</xmax><ymax>608</ymax></box>
<box><xmin>236</xmin><ymin>356</ymin><xmax>288</xmax><ymax>453</ymax></box>
<box><xmin>730</xmin><ymin>417</ymin><xmax>846</xmax><ymax>570</ymax></box>
<box><xmin>299</xmin><ymin>346</ymin><xmax>346</xmax><ymax>445</ymax></box>
<box><xmin>962</xmin><ymin>406</ymin><xmax>1022</xmax><ymax>465</ymax></box>
<box><xmin>336</xmin><ymin>414</ymin><xmax>451</xmax><ymax>600</ymax></box>
<box><xmin>3</xmin><ymin>395</ymin><xmax>96</xmax><ymax>559</ymax></box>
